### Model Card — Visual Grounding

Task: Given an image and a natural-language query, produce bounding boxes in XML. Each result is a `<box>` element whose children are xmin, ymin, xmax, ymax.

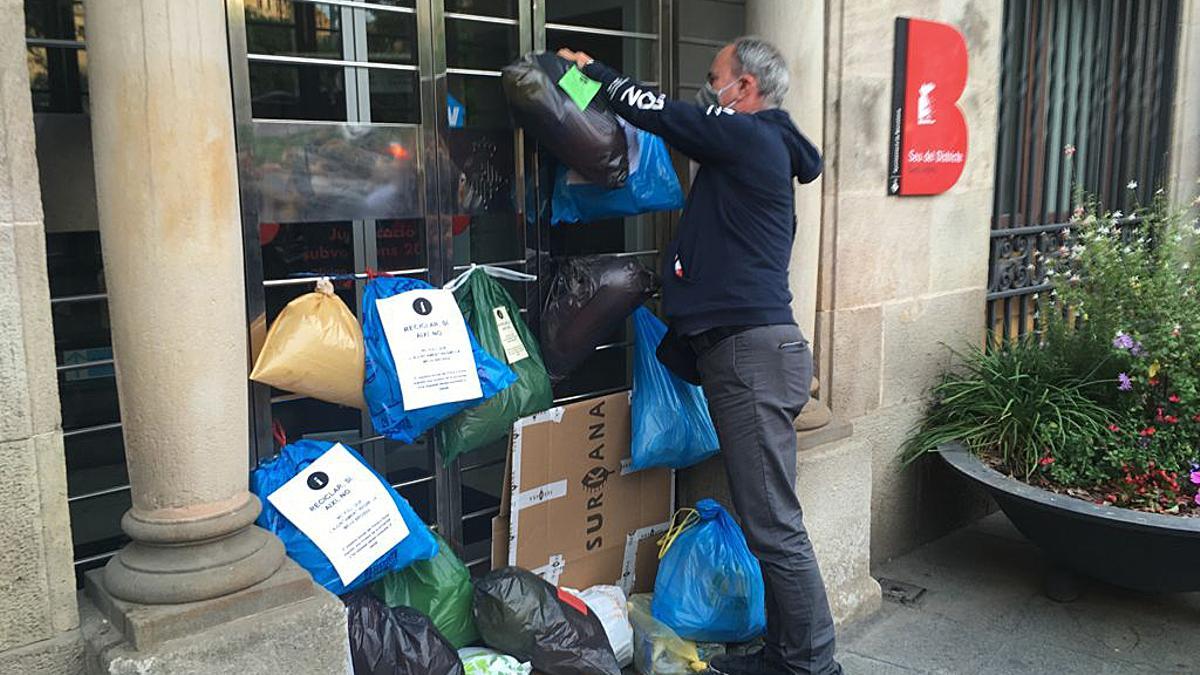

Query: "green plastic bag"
<box><xmin>438</xmin><ymin>266</ymin><xmax>553</xmax><ymax>465</ymax></box>
<box><xmin>371</xmin><ymin>532</ymin><xmax>479</xmax><ymax>649</ymax></box>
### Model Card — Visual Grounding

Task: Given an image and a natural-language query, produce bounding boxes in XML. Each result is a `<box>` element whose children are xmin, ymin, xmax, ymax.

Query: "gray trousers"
<box><xmin>696</xmin><ymin>324</ymin><xmax>841</xmax><ymax>675</ymax></box>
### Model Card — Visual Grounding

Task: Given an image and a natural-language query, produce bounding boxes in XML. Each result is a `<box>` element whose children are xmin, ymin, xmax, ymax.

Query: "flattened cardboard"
<box><xmin>492</xmin><ymin>392</ymin><xmax>672</xmax><ymax>594</ymax></box>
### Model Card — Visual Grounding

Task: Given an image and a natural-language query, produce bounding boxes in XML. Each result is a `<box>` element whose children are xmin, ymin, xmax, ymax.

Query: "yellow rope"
<box><xmin>657</xmin><ymin>507</ymin><xmax>699</xmax><ymax>559</ymax></box>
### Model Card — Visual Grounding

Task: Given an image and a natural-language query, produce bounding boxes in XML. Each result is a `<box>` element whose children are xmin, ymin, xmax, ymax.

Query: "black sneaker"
<box><xmin>706</xmin><ymin>651</ymin><xmax>784</xmax><ymax>675</ymax></box>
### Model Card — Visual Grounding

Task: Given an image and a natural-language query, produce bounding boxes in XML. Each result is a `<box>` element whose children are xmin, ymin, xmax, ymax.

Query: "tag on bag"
<box><xmin>493</xmin><ymin>306</ymin><xmax>530</xmax><ymax>364</ymax></box>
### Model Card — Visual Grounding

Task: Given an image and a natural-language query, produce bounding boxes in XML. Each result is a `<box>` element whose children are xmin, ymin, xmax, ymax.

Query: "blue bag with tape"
<box><xmin>651</xmin><ymin>499</ymin><xmax>766</xmax><ymax>643</ymax></box>
<box><xmin>631</xmin><ymin>307</ymin><xmax>719</xmax><ymax>470</ymax></box>
<box><xmin>551</xmin><ymin>125</ymin><xmax>684</xmax><ymax>224</ymax></box>
<box><xmin>251</xmin><ymin>439</ymin><xmax>439</xmax><ymax>596</ymax></box>
<box><xmin>362</xmin><ymin>276</ymin><xmax>517</xmax><ymax>444</ymax></box>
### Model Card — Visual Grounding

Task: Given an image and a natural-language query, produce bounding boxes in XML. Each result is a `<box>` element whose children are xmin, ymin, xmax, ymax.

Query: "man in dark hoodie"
<box><xmin>558</xmin><ymin>38</ymin><xmax>840</xmax><ymax>675</ymax></box>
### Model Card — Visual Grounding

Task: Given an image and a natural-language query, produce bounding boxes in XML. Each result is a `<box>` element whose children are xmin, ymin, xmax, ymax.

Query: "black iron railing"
<box><xmin>988</xmin><ymin>0</ymin><xmax>1181</xmax><ymax>341</ymax></box>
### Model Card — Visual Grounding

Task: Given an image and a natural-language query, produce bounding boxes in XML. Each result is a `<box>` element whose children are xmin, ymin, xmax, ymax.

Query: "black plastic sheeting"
<box><xmin>474</xmin><ymin>567</ymin><xmax>622</xmax><ymax>675</ymax></box>
<box><xmin>346</xmin><ymin>593</ymin><xmax>465</xmax><ymax>675</ymax></box>
<box><xmin>502</xmin><ymin>52</ymin><xmax>629</xmax><ymax>189</ymax></box>
<box><xmin>540</xmin><ymin>255</ymin><xmax>658</xmax><ymax>382</ymax></box>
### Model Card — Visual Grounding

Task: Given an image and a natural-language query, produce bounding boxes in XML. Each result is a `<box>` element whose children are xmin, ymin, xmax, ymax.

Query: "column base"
<box><xmin>86</xmin><ymin>558</ymin><xmax>313</xmax><ymax>650</ymax></box>
<box><xmin>103</xmin><ymin>524</ymin><xmax>284</xmax><ymax>605</ymax></box>
<box><xmin>81</xmin><ymin>560</ymin><xmax>349</xmax><ymax>675</ymax></box>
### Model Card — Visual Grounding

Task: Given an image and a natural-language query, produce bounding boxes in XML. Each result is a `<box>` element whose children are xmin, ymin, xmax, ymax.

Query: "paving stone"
<box><xmin>841</xmin><ymin>515</ymin><xmax>1200</xmax><ymax>675</ymax></box>
<box><xmin>838</xmin><ymin>651</ymin><xmax>925</xmax><ymax>675</ymax></box>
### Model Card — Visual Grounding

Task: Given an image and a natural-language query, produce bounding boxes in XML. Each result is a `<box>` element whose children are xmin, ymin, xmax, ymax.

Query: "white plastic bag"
<box><xmin>573</xmin><ymin>585</ymin><xmax>634</xmax><ymax>668</ymax></box>
<box><xmin>458</xmin><ymin>647</ymin><xmax>532</xmax><ymax>675</ymax></box>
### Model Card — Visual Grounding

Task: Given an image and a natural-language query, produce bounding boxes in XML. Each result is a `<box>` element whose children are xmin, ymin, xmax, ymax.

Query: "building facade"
<box><xmin>3</xmin><ymin>0</ymin><xmax>1198</xmax><ymax>671</ymax></box>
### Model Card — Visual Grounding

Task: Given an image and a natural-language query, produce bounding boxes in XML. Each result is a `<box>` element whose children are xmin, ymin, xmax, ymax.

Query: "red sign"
<box><xmin>888</xmin><ymin>18</ymin><xmax>969</xmax><ymax>196</ymax></box>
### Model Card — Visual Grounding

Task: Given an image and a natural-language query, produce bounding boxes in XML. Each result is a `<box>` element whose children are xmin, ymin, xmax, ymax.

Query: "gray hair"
<box><xmin>731</xmin><ymin>36</ymin><xmax>790</xmax><ymax>108</ymax></box>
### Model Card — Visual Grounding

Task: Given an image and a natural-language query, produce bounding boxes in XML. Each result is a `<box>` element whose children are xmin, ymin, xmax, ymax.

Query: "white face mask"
<box><xmin>697</xmin><ymin>78</ymin><xmax>740</xmax><ymax>109</ymax></box>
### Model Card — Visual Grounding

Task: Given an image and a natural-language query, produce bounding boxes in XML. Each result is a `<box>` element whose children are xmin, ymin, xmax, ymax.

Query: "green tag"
<box><xmin>556</xmin><ymin>66</ymin><xmax>602</xmax><ymax>111</ymax></box>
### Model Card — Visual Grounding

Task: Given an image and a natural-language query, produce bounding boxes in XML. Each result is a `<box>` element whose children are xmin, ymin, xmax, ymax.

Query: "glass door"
<box><xmin>228</xmin><ymin>0</ymin><xmax>674</xmax><ymax>573</ymax></box>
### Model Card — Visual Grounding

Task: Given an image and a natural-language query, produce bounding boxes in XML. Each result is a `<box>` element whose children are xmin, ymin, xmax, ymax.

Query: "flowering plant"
<box><xmin>904</xmin><ymin>189</ymin><xmax>1200</xmax><ymax>515</ymax></box>
<box><xmin>1040</xmin><ymin>192</ymin><xmax>1200</xmax><ymax>512</ymax></box>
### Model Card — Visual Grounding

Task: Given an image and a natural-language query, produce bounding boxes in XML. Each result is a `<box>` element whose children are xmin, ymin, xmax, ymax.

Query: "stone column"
<box><xmin>83</xmin><ymin>0</ymin><xmax>283</xmax><ymax>605</ymax></box>
<box><xmin>1169</xmin><ymin>0</ymin><xmax>1200</xmax><ymax>200</ymax></box>
<box><xmin>746</xmin><ymin>0</ymin><xmax>833</xmax><ymax>431</ymax></box>
<box><xmin>0</xmin><ymin>1</ymin><xmax>86</xmax><ymax>671</ymax></box>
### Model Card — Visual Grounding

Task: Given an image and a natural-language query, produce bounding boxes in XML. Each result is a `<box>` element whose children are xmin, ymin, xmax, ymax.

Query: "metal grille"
<box><xmin>988</xmin><ymin>0</ymin><xmax>1181</xmax><ymax>341</ymax></box>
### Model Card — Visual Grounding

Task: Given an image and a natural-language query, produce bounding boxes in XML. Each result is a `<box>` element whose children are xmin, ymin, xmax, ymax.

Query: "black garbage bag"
<box><xmin>502</xmin><ymin>52</ymin><xmax>629</xmax><ymax>189</ymax></box>
<box><xmin>474</xmin><ymin>567</ymin><xmax>622</xmax><ymax>675</ymax></box>
<box><xmin>540</xmin><ymin>256</ymin><xmax>658</xmax><ymax>381</ymax></box>
<box><xmin>346</xmin><ymin>593</ymin><xmax>465</xmax><ymax>675</ymax></box>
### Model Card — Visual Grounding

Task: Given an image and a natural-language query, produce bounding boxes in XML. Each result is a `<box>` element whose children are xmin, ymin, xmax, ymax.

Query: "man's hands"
<box><xmin>556</xmin><ymin>48</ymin><xmax>594</xmax><ymax>69</ymax></box>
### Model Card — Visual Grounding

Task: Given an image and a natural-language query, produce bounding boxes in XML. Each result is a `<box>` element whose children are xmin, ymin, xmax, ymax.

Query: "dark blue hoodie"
<box><xmin>582</xmin><ymin>61</ymin><xmax>822</xmax><ymax>336</ymax></box>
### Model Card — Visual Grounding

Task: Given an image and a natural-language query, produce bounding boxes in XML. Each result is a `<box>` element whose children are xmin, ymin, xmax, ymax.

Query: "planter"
<box><xmin>937</xmin><ymin>443</ymin><xmax>1200</xmax><ymax>594</ymax></box>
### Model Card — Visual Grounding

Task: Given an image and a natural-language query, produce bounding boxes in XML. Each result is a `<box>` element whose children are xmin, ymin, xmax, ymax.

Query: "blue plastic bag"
<box><xmin>252</xmin><ymin>440</ymin><xmax>439</xmax><ymax>596</ymax></box>
<box><xmin>551</xmin><ymin>126</ymin><xmax>684</xmax><ymax>224</ymax></box>
<box><xmin>362</xmin><ymin>276</ymin><xmax>516</xmax><ymax>444</ymax></box>
<box><xmin>631</xmin><ymin>308</ymin><xmax>719</xmax><ymax>470</ymax></box>
<box><xmin>651</xmin><ymin>499</ymin><xmax>766</xmax><ymax>643</ymax></box>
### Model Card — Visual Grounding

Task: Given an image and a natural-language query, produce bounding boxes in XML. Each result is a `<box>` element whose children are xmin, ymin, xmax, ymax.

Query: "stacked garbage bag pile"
<box><xmin>245</xmin><ymin>52</ymin><xmax>766</xmax><ymax>674</ymax></box>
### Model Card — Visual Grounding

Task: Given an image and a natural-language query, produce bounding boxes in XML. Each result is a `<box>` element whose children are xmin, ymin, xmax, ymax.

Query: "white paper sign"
<box><xmin>267</xmin><ymin>443</ymin><xmax>409</xmax><ymax>585</ymax></box>
<box><xmin>375</xmin><ymin>289</ymin><xmax>483</xmax><ymax>410</ymax></box>
<box><xmin>493</xmin><ymin>306</ymin><xmax>529</xmax><ymax>364</ymax></box>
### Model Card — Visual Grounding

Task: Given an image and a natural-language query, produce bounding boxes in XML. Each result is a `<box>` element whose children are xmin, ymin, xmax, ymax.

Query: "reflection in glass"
<box><xmin>364</xmin><ymin>9</ymin><xmax>419</xmax><ymax>64</ymax></box>
<box><xmin>58</xmin><ymin>372</ymin><xmax>119</xmax><ymax>431</ymax></box>
<box><xmin>397</xmin><ymin>480</ymin><xmax>436</xmax><ymax>525</ymax></box>
<box><xmin>261</xmin><ymin>221</ymin><xmax>356</xmax><ymax>280</ymax></box>
<box><xmin>545</xmin><ymin>30</ymin><xmax>657</xmax><ymax>82</ymax></box>
<box><xmin>375</xmin><ymin>219</ymin><xmax>426</xmax><ymax>271</ymax></box>
<box><xmin>270</xmin><ymin>398</ymin><xmax>362</xmax><ymax>441</ymax></box>
<box><xmin>27</xmin><ymin>46</ymin><xmax>87</xmax><ymax>113</ymax></box>
<box><xmin>366</xmin><ymin>69</ymin><xmax>421</xmax><ymax>123</ymax></box>
<box><xmin>248</xmin><ymin>121</ymin><xmax>422</xmax><ymax>223</ymax></box>
<box><xmin>65</xmin><ymin>427</ymin><xmax>127</xmax><ymax>498</ymax></box>
<box><xmin>444</xmin><ymin>129</ymin><xmax>514</xmax><ymax>213</ymax></box>
<box><xmin>546</xmin><ymin>1</ymin><xmax>657</xmax><ymax>34</ymax></box>
<box><xmin>25</xmin><ymin>0</ymin><xmax>85</xmax><ymax>40</ymax></box>
<box><xmin>445</xmin><ymin>19</ymin><xmax>518</xmax><ymax>71</ymax></box>
<box><xmin>245</xmin><ymin>0</ymin><xmax>343</xmax><ymax>60</ymax></box>
<box><xmin>249</xmin><ymin>62</ymin><xmax>348</xmax><ymax>121</ymax></box>
<box><xmin>551</xmin><ymin>340</ymin><xmax>631</xmax><ymax>401</ymax></box>
<box><xmin>383</xmin><ymin>439</ymin><xmax>433</xmax><ymax>485</ymax></box>
<box><xmin>384</xmin><ymin>439</ymin><xmax>436</xmax><ymax>524</ymax></box>
<box><xmin>46</xmin><ymin>231</ymin><xmax>105</xmax><ymax>297</ymax></box>
<box><xmin>52</xmin><ymin>301</ymin><xmax>111</xmax><ymax>366</ymax></box>
<box><xmin>446</xmin><ymin>75</ymin><xmax>509</xmax><ymax>129</ymax></box>
<box><xmin>445</xmin><ymin>0</ymin><xmax>516</xmax><ymax>18</ymax></box>
<box><xmin>452</xmin><ymin>214</ymin><xmax>523</xmax><ymax>268</ymax></box>
<box><xmin>69</xmin><ymin>489</ymin><xmax>130</xmax><ymax>560</ymax></box>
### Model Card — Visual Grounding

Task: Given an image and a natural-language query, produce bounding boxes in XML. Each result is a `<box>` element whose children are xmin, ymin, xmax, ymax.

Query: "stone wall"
<box><xmin>0</xmin><ymin>0</ymin><xmax>84</xmax><ymax>672</ymax></box>
<box><xmin>817</xmin><ymin>0</ymin><xmax>1003</xmax><ymax>564</ymax></box>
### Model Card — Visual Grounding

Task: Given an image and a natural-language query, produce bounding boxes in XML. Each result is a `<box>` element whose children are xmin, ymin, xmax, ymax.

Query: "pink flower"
<box><xmin>1190</xmin><ymin>470</ymin><xmax>1200</xmax><ymax>485</ymax></box>
<box><xmin>1063</xmin><ymin>144</ymin><xmax>1077</xmax><ymax>157</ymax></box>
<box><xmin>1039</xmin><ymin>456</ymin><xmax>1055</xmax><ymax>466</ymax></box>
<box><xmin>1195</xmin><ymin>493</ymin><xmax>1200</xmax><ymax>507</ymax></box>
<box><xmin>1170</xmin><ymin>394</ymin><xmax>1182</xmax><ymax>403</ymax></box>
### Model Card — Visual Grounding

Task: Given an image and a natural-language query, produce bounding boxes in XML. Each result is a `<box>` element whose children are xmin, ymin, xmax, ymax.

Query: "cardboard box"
<box><xmin>492</xmin><ymin>392</ymin><xmax>673</xmax><ymax>595</ymax></box>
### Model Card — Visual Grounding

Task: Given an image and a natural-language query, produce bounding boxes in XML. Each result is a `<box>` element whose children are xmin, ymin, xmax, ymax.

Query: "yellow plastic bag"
<box><xmin>250</xmin><ymin>278</ymin><xmax>366</xmax><ymax>409</ymax></box>
<box><xmin>628</xmin><ymin>594</ymin><xmax>707</xmax><ymax>675</ymax></box>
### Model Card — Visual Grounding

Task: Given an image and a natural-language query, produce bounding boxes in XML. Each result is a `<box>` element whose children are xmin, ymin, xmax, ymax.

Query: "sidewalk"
<box><xmin>837</xmin><ymin>513</ymin><xmax>1200</xmax><ymax>674</ymax></box>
